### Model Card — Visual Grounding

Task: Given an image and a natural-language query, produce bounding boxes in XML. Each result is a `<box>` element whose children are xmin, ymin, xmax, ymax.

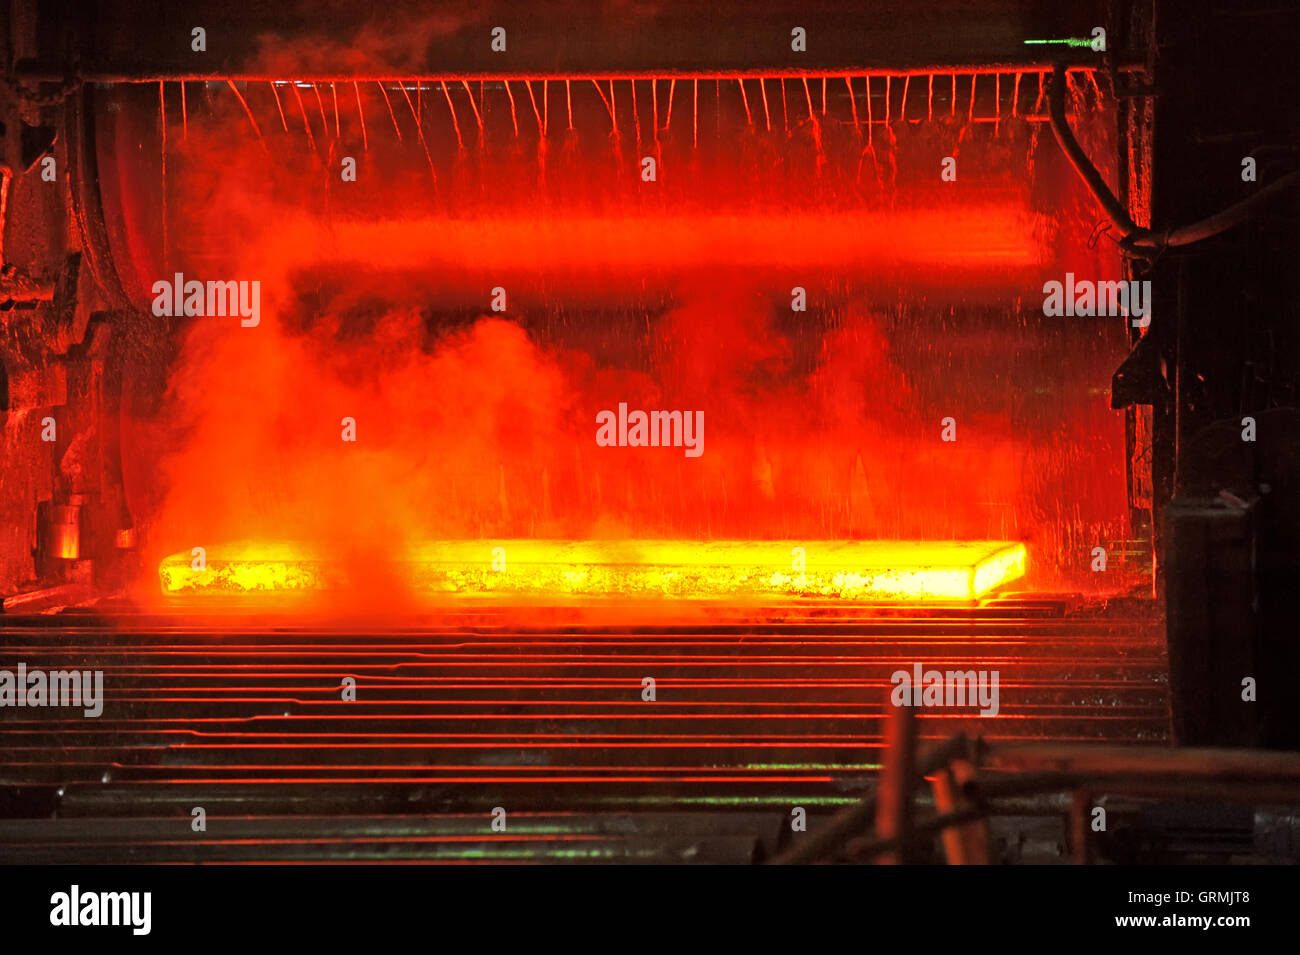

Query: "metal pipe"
<box><xmin>767</xmin><ymin>732</ymin><xmax>971</xmax><ymax>865</ymax></box>
<box><xmin>1160</xmin><ymin>167</ymin><xmax>1300</xmax><ymax>247</ymax></box>
<box><xmin>930</xmin><ymin>767</ymin><xmax>968</xmax><ymax>864</ymax></box>
<box><xmin>1070</xmin><ymin>788</ymin><xmax>1092</xmax><ymax>865</ymax></box>
<box><xmin>12</xmin><ymin>63</ymin><xmax>1145</xmax><ymax>85</ymax></box>
<box><xmin>1048</xmin><ymin>62</ymin><xmax>1300</xmax><ymax>256</ymax></box>
<box><xmin>874</xmin><ymin>704</ymin><xmax>918</xmax><ymax>864</ymax></box>
<box><xmin>844</xmin><ymin>804</ymin><xmax>988</xmax><ymax>861</ymax></box>
<box><xmin>1047</xmin><ymin>63</ymin><xmax>1143</xmax><ymax>242</ymax></box>
<box><xmin>986</xmin><ymin>742</ymin><xmax>1300</xmax><ymax>781</ymax></box>
<box><xmin>949</xmin><ymin>759</ymin><xmax>991</xmax><ymax>864</ymax></box>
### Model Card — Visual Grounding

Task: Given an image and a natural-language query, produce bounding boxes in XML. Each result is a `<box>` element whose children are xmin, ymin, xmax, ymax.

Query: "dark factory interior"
<box><xmin>1</xmin><ymin>0</ymin><xmax>1299</xmax><ymax>868</ymax></box>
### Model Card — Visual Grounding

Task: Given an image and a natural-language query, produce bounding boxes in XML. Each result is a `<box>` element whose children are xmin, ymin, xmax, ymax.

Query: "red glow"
<box><xmin>109</xmin><ymin>70</ymin><xmax>1132</xmax><ymax>612</ymax></box>
<box><xmin>243</xmin><ymin>205</ymin><xmax>1042</xmax><ymax>284</ymax></box>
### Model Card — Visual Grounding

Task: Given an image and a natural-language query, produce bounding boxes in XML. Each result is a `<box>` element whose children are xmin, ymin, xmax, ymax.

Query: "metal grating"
<box><xmin>0</xmin><ymin>598</ymin><xmax>1167</xmax><ymax>862</ymax></box>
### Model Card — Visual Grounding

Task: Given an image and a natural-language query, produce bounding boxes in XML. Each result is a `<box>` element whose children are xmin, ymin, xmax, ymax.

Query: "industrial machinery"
<box><xmin>1</xmin><ymin>0</ymin><xmax>1298</xmax><ymax>865</ymax></box>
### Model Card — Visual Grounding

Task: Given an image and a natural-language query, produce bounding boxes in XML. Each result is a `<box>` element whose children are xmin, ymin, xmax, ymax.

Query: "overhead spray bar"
<box><xmin>10</xmin><ymin>61</ymin><xmax>1144</xmax><ymax>86</ymax></box>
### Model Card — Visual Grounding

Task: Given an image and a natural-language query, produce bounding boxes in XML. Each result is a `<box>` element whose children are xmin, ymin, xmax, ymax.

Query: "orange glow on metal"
<box><xmin>261</xmin><ymin>206</ymin><xmax>1043</xmax><ymax>276</ymax></box>
<box><xmin>56</xmin><ymin>531</ymin><xmax>80</xmax><ymax>561</ymax></box>
<box><xmin>159</xmin><ymin>540</ymin><xmax>1026</xmax><ymax>601</ymax></box>
<box><xmin>85</xmin><ymin>66</ymin><xmax>1115</xmax><ymax>85</ymax></box>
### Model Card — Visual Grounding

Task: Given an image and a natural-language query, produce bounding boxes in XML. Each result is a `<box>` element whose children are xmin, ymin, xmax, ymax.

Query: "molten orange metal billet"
<box><xmin>158</xmin><ymin>540</ymin><xmax>1026</xmax><ymax>601</ymax></box>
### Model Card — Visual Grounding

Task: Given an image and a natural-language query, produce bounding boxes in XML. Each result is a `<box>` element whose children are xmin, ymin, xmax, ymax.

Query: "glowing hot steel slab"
<box><xmin>159</xmin><ymin>540</ymin><xmax>1026</xmax><ymax>601</ymax></box>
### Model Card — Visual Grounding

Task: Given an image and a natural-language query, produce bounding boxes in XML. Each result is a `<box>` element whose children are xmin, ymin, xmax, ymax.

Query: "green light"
<box><xmin>1023</xmin><ymin>37</ymin><xmax>1094</xmax><ymax>47</ymax></box>
<box><xmin>741</xmin><ymin>763</ymin><xmax>882</xmax><ymax>771</ymax></box>
<box><xmin>618</xmin><ymin>794</ymin><xmax>859</xmax><ymax>808</ymax></box>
